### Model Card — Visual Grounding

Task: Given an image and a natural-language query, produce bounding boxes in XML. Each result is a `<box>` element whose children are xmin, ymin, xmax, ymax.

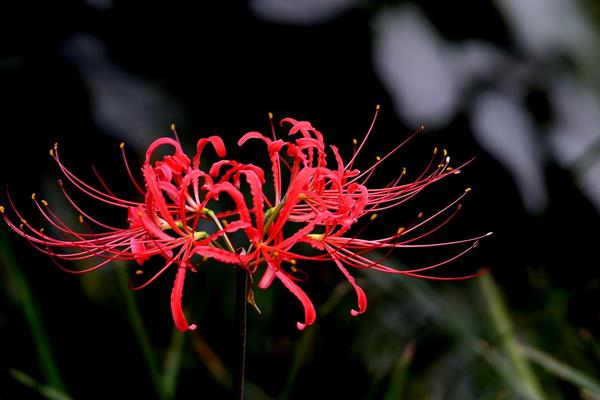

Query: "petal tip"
<box><xmin>296</xmin><ymin>322</ymin><xmax>307</xmax><ymax>330</ymax></box>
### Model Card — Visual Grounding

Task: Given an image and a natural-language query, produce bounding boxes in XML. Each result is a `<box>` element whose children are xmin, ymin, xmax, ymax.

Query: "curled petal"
<box><xmin>332</xmin><ymin>257</ymin><xmax>367</xmax><ymax>316</ymax></box>
<box><xmin>238</xmin><ymin>131</ymin><xmax>272</xmax><ymax>146</ymax></box>
<box><xmin>281</xmin><ymin>118</ymin><xmax>314</xmax><ymax>135</ymax></box>
<box><xmin>171</xmin><ymin>266</ymin><xmax>197</xmax><ymax>331</ymax></box>
<box><xmin>193</xmin><ymin>136</ymin><xmax>226</xmax><ymax>167</ymax></box>
<box><xmin>275</xmin><ymin>268</ymin><xmax>316</xmax><ymax>330</ymax></box>
<box><xmin>145</xmin><ymin>137</ymin><xmax>183</xmax><ymax>164</ymax></box>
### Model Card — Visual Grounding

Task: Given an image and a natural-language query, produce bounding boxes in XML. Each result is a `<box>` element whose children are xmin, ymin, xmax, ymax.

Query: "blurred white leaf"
<box><xmin>548</xmin><ymin>77</ymin><xmax>600</xmax><ymax>212</ymax></box>
<box><xmin>60</xmin><ymin>34</ymin><xmax>181</xmax><ymax>150</ymax></box>
<box><xmin>493</xmin><ymin>0</ymin><xmax>598</xmax><ymax>64</ymax></box>
<box><xmin>579</xmin><ymin>160</ymin><xmax>600</xmax><ymax>214</ymax></box>
<box><xmin>472</xmin><ymin>91</ymin><xmax>547</xmax><ymax>212</ymax></box>
<box><xmin>549</xmin><ymin>77</ymin><xmax>600</xmax><ymax>166</ymax></box>
<box><xmin>372</xmin><ymin>7</ymin><xmax>504</xmax><ymax>129</ymax></box>
<box><xmin>82</xmin><ymin>0</ymin><xmax>113</xmax><ymax>11</ymax></box>
<box><xmin>250</xmin><ymin>0</ymin><xmax>357</xmax><ymax>25</ymax></box>
<box><xmin>373</xmin><ymin>6</ymin><xmax>458</xmax><ymax>128</ymax></box>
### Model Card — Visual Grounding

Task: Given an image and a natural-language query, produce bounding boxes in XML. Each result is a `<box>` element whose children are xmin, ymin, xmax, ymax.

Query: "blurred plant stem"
<box><xmin>517</xmin><ymin>341</ymin><xmax>600</xmax><ymax>396</ymax></box>
<box><xmin>233</xmin><ymin>267</ymin><xmax>248</xmax><ymax>400</ymax></box>
<box><xmin>161</xmin><ymin>327</ymin><xmax>185</xmax><ymax>400</ymax></box>
<box><xmin>8</xmin><ymin>369</ymin><xmax>72</xmax><ymax>400</ymax></box>
<box><xmin>115</xmin><ymin>265</ymin><xmax>165</xmax><ymax>399</ymax></box>
<box><xmin>382</xmin><ymin>341</ymin><xmax>415</xmax><ymax>400</ymax></box>
<box><xmin>0</xmin><ymin>229</ymin><xmax>69</xmax><ymax>396</ymax></box>
<box><xmin>479</xmin><ymin>273</ymin><xmax>546</xmax><ymax>400</ymax></box>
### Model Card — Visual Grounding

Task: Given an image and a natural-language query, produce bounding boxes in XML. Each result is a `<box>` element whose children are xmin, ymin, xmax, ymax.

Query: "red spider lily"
<box><xmin>228</xmin><ymin>108</ymin><xmax>491</xmax><ymax>329</ymax></box>
<box><xmin>1</xmin><ymin>108</ymin><xmax>489</xmax><ymax>332</ymax></box>
<box><xmin>1</xmin><ymin>129</ymin><xmax>255</xmax><ymax>331</ymax></box>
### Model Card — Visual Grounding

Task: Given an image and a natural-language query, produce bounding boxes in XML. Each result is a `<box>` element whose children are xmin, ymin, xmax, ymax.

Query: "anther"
<box><xmin>291</xmin><ymin>266</ymin><xmax>298</xmax><ymax>273</ymax></box>
<box><xmin>31</xmin><ymin>193</ymin><xmax>36</xmax><ymax>200</ymax></box>
<box><xmin>375</xmin><ymin>156</ymin><xmax>381</xmax><ymax>161</ymax></box>
<box><xmin>57</xmin><ymin>179</ymin><xmax>63</xmax><ymax>186</ymax></box>
<box><xmin>402</xmin><ymin>167</ymin><xmax>407</xmax><ymax>175</ymax></box>
<box><xmin>352</xmin><ymin>138</ymin><xmax>358</xmax><ymax>145</ymax></box>
<box><xmin>290</xmin><ymin>259</ymin><xmax>297</xmax><ymax>266</ymax></box>
<box><xmin>433</xmin><ymin>147</ymin><xmax>438</xmax><ymax>155</ymax></box>
<box><xmin>49</xmin><ymin>148</ymin><xmax>54</xmax><ymax>157</ymax></box>
<box><xmin>417</xmin><ymin>212</ymin><xmax>424</xmax><ymax>219</ymax></box>
<box><xmin>135</xmin><ymin>270</ymin><xmax>143</xmax><ymax>276</ymax></box>
<box><xmin>120</xmin><ymin>142</ymin><xmax>125</xmax><ymax>149</ymax></box>
<box><xmin>370</xmin><ymin>214</ymin><xmax>378</xmax><ymax>221</ymax></box>
<box><xmin>268</xmin><ymin>112</ymin><xmax>273</xmax><ymax>120</ymax></box>
<box><xmin>443</xmin><ymin>149</ymin><xmax>448</xmax><ymax>157</ymax></box>
<box><xmin>79</xmin><ymin>215</ymin><xmax>84</xmax><ymax>224</ymax></box>
<box><xmin>396</xmin><ymin>227</ymin><xmax>405</xmax><ymax>235</ymax></box>
<box><xmin>376</xmin><ymin>104</ymin><xmax>381</xmax><ymax>110</ymax></box>
<box><xmin>0</xmin><ymin>206</ymin><xmax>4</xmax><ymax>213</ymax></box>
<box><xmin>465</xmin><ymin>187</ymin><xmax>472</xmax><ymax>193</ymax></box>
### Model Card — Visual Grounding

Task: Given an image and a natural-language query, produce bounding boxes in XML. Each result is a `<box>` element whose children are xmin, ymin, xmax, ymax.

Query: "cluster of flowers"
<box><xmin>1</xmin><ymin>108</ymin><xmax>489</xmax><ymax>331</ymax></box>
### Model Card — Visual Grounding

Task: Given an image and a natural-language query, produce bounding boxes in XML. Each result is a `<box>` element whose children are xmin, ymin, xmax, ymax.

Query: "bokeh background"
<box><xmin>2</xmin><ymin>1</ymin><xmax>600</xmax><ymax>399</ymax></box>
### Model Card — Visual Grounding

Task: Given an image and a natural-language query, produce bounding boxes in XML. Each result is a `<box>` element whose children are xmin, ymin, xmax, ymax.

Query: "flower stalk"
<box><xmin>233</xmin><ymin>267</ymin><xmax>248</xmax><ymax>400</ymax></box>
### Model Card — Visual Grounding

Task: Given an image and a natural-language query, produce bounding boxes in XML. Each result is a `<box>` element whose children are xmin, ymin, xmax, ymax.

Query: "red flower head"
<box><xmin>234</xmin><ymin>107</ymin><xmax>491</xmax><ymax>329</ymax></box>
<box><xmin>1</xmin><ymin>109</ymin><xmax>489</xmax><ymax>332</ymax></box>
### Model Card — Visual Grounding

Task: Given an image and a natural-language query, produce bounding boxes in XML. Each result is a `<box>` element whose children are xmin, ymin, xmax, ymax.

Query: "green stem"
<box><xmin>479</xmin><ymin>273</ymin><xmax>545</xmax><ymax>400</ymax></box>
<box><xmin>115</xmin><ymin>266</ymin><xmax>164</xmax><ymax>399</ymax></box>
<box><xmin>1</xmin><ymin>229</ymin><xmax>68</xmax><ymax>395</ymax></box>
<box><xmin>233</xmin><ymin>267</ymin><xmax>248</xmax><ymax>400</ymax></box>
<box><xmin>161</xmin><ymin>328</ymin><xmax>185</xmax><ymax>400</ymax></box>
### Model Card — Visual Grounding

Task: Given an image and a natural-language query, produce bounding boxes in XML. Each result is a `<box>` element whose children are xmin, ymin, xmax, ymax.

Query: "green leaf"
<box><xmin>1</xmin><ymin>229</ymin><xmax>68</xmax><ymax>394</ymax></box>
<box><xmin>517</xmin><ymin>341</ymin><xmax>600</xmax><ymax>396</ymax></box>
<box><xmin>8</xmin><ymin>369</ymin><xmax>72</xmax><ymax>400</ymax></box>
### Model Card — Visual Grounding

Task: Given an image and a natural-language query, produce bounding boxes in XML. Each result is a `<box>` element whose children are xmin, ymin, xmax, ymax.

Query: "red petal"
<box><xmin>258</xmin><ymin>264</ymin><xmax>276</xmax><ymax>289</ymax></box>
<box><xmin>193</xmin><ymin>246</ymin><xmax>248</xmax><ymax>264</ymax></box>
<box><xmin>238</xmin><ymin>131</ymin><xmax>272</xmax><ymax>146</ymax></box>
<box><xmin>332</xmin><ymin>258</ymin><xmax>367</xmax><ymax>316</ymax></box>
<box><xmin>193</xmin><ymin>136</ymin><xmax>226</xmax><ymax>167</ymax></box>
<box><xmin>171</xmin><ymin>266</ymin><xmax>197</xmax><ymax>331</ymax></box>
<box><xmin>275</xmin><ymin>268</ymin><xmax>316</xmax><ymax>330</ymax></box>
<box><xmin>130</xmin><ymin>237</ymin><xmax>149</xmax><ymax>265</ymax></box>
<box><xmin>145</xmin><ymin>137</ymin><xmax>182</xmax><ymax>164</ymax></box>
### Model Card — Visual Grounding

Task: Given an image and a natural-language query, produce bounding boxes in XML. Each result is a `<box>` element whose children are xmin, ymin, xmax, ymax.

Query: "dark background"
<box><xmin>2</xmin><ymin>1</ymin><xmax>600</xmax><ymax>399</ymax></box>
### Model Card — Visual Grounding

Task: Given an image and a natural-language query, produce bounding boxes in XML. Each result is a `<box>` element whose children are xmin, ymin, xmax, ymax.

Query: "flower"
<box><xmin>233</xmin><ymin>108</ymin><xmax>490</xmax><ymax>329</ymax></box>
<box><xmin>1</xmin><ymin>108</ymin><xmax>489</xmax><ymax>332</ymax></box>
<box><xmin>2</xmin><ymin>128</ymin><xmax>254</xmax><ymax>331</ymax></box>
